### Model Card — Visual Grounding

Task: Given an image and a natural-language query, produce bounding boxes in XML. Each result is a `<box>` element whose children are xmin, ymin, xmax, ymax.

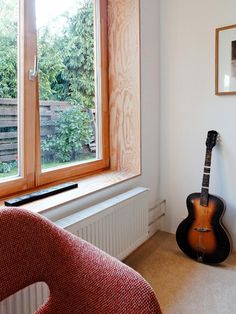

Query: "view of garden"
<box><xmin>0</xmin><ymin>0</ymin><xmax>97</xmax><ymax>178</ymax></box>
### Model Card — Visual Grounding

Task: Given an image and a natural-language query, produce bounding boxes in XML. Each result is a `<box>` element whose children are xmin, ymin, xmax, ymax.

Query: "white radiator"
<box><xmin>0</xmin><ymin>187</ymin><xmax>150</xmax><ymax>314</ymax></box>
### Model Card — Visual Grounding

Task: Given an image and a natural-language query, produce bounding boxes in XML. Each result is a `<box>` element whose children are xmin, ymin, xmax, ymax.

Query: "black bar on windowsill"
<box><xmin>4</xmin><ymin>182</ymin><xmax>78</xmax><ymax>207</ymax></box>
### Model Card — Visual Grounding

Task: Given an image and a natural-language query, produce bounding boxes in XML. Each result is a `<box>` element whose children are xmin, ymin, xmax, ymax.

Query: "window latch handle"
<box><xmin>29</xmin><ymin>55</ymin><xmax>38</xmax><ymax>81</ymax></box>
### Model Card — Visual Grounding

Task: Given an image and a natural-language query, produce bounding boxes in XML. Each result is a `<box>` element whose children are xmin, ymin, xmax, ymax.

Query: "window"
<box><xmin>0</xmin><ymin>0</ymin><xmax>109</xmax><ymax>197</ymax></box>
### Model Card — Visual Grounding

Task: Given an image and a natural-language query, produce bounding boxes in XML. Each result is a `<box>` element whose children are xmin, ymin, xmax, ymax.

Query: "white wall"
<box><xmin>45</xmin><ymin>0</ymin><xmax>161</xmax><ymax>224</ymax></box>
<box><xmin>160</xmin><ymin>0</ymin><xmax>236</xmax><ymax>248</ymax></box>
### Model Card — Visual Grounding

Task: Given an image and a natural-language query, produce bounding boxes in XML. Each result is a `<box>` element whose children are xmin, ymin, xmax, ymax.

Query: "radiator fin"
<box><xmin>0</xmin><ymin>283</ymin><xmax>49</xmax><ymax>314</ymax></box>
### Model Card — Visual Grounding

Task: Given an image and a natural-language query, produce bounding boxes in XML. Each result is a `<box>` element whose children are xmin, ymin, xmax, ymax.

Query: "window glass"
<box><xmin>0</xmin><ymin>0</ymin><xmax>19</xmax><ymax>180</ymax></box>
<box><xmin>36</xmin><ymin>0</ymin><xmax>98</xmax><ymax>171</ymax></box>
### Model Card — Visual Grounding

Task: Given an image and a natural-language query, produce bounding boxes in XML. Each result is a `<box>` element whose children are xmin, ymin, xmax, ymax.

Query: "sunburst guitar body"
<box><xmin>176</xmin><ymin>131</ymin><xmax>231</xmax><ymax>264</ymax></box>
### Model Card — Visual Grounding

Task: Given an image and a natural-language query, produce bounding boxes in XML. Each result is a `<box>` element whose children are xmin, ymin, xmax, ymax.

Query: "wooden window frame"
<box><xmin>0</xmin><ymin>0</ymin><xmax>109</xmax><ymax>198</ymax></box>
<box><xmin>0</xmin><ymin>0</ymin><xmax>141</xmax><ymax>206</ymax></box>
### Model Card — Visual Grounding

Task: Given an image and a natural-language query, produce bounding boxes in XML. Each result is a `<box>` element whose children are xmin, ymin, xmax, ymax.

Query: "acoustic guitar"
<box><xmin>176</xmin><ymin>130</ymin><xmax>231</xmax><ymax>264</ymax></box>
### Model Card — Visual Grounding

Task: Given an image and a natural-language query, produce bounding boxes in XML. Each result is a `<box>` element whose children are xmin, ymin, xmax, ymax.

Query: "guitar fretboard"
<box><xmin>200</xmin><ymin>149</ymin><xmax>212</xmax><ymax>206</ymax></box>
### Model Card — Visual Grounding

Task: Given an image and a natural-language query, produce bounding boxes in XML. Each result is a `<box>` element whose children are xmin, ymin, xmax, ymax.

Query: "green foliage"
<box><xmin>0</xmin><ymin>0</ymin><xmax>95</xmax><ymax>106</ymax></box>
<box><xmin>37</xmin><ymin>0</ymin><xmax>95</xmax><ymax>107</ymax></box>
<box><xmin>38</xmin><ymin>28</ymin><xmax>66</xmax><ymax>101</ymax></box>
<box><xmin>0</xmin><ymin>161</ymin><xmax>17</xmax><ymax>174</ymax></box>
<box><xmin>0</xmin><ymin>39</ymin><xmax>17</xmax><ymax>98</ymax></box>
<box><xmin>42</xmin><ymin>107</ymin><xmax>94</xmax><ymax>162</ymax></box>
<box><xmin>0</xmin><ymin>0</ymin><xmax>18</xmax><ymax>98</ymax></box>
<box><xmin>62</xmin><ymin>1</ymin><xmax>95</xmax><ymax>108</ymax></box>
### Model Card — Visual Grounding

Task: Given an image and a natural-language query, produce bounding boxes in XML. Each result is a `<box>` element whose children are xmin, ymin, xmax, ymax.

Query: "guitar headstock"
<box><xmin>205</xmin><ymin>130</ymin><xmax>218</xmax><ymax>150</ymax></box>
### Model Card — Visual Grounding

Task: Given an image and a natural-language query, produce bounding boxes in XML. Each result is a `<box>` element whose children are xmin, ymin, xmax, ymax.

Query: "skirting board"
<box><xmin>148</xmin><ymin>200</ymin><xmax>166</xmax><ymax>237</ymax></box>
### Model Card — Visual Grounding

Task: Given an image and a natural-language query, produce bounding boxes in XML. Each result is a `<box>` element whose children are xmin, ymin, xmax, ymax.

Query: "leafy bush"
<box><xmin>0</xmin><ymin>160</ymin><xmax>17</xmax><ymax>173</ymax></box>
<box><xmin>42</xmin><ymin>106</ymin><xmax>94</xmax><ymax>162</ymax></box>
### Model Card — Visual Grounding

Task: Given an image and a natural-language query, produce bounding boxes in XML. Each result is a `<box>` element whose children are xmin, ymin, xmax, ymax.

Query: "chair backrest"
<box><xmin>0</xmin><ymin>208</ymin><xmax>162</xmax><ymax>313</ymax></box>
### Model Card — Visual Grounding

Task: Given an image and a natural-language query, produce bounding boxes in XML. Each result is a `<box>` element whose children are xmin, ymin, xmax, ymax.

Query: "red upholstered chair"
<box><xmin>0</xmin><ymin>208</ymin><xmax>162</xmax><ymax>313</ymax></box>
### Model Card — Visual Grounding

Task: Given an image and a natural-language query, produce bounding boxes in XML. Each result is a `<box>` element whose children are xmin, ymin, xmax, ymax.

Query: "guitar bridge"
<box><xmin>194</xmin><ymin>227</ymin><xmax>211</xmax><ymax>233</ymax></box>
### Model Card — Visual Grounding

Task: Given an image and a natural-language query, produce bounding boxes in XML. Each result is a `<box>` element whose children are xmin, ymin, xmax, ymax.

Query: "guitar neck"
<box><xmin>200</xmin><ymin>148</ymin><xmax>212</xmax><ymax>206</ymax></box>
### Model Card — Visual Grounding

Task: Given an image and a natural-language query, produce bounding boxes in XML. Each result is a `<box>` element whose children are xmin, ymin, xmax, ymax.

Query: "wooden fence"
<box><xmin>0</xmin><ymin>98</ymin><xmax>71</xmax><ymax>162</ymax></box>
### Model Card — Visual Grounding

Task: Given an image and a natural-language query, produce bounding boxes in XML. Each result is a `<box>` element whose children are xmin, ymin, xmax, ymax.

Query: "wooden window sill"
<box><xmin>0</xmin><ymin>170</ymin><xmax>140</xmax><ymax>214</ymax></box>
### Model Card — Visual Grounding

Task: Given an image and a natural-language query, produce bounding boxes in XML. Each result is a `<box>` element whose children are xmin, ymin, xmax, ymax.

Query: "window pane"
<box><xmin>36</xmin><ymin>0</ymin><xmax>98</xmax><ymax>171</ymax></box>
<box><xmin>0</xmin><ymin>0</ymin><xmax>19</xmax><ymax>180</ymax></box>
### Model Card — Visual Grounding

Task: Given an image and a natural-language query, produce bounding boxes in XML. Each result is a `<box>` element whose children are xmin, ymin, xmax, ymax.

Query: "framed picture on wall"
<box><xmin>215</xmin><ymin>24</ymin><xmax>236</xmax><ymax>95</ymax></box>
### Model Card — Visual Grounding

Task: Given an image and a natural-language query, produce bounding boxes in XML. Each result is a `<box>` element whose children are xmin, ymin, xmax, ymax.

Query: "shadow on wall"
<box><xmin>214</xmin><ymin>139</ymin><xmax>236</xmax><ymax>250</ymax></box>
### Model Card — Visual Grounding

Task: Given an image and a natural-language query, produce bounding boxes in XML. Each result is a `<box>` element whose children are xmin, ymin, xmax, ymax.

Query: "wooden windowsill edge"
<box><xmin>0</xmin><ymin>170</ymin><xmax>140</xmax><ymax>214</ymax></box>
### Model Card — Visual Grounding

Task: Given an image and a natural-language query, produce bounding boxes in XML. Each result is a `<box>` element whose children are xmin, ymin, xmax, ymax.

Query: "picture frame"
<box><xmin>215</xmin><ymin>24</ymin><xmax>236</xmax><ymax>95</ymax></box>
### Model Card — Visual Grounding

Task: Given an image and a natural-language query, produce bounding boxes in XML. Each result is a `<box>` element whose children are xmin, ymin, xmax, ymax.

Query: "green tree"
<box><xmin>38</xmin><ymin>27</ymin><xmax>66</xmax><ymax>100</ymax></box>
<box><xmin>62</xmin><ymin>1</ymin><xmax>95</xmax><ymax>109</ymax></box>
<box><xmin>0</xmin><ymin>0</ymin><xmax>18</xmax><ymax>98</ymax></box>
<box><xmin>0</xmin><ymin>0</ymin><xmax>95</xmax><ymax>106</ymax></box>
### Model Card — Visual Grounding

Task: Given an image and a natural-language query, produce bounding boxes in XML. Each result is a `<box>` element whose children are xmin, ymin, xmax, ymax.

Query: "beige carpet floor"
<box><xmin>124</xmin><ymin>231</ymin><xmax>236</xmax><ymax>314</ymax></box>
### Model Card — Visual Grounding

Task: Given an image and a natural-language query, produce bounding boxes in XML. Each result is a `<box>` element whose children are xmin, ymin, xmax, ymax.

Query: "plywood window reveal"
<box><xmin>0</xmin><ymin>0</ymin><xmax>109</xmax><ymax>198</ymax></box>
<box><xmin>108</xmin><ymin>0</ymin><xmax>141</xmax><ymax>175</ymax></box>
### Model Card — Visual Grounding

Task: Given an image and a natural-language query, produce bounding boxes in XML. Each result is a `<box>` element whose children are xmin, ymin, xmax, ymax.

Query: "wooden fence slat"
<box><xmin>40</xmin><ymin>113</ymin><xmax>52</xmax><ymax>117</ymax></box>
<box><xmin>0</xmin><ymin>154</ymin><xmax>17</xmax><ymax>162</ymax></box>
<box><xmin>0</xmin><ymin>104</ymin><xmax>69</xmax><ymax>113</ymax></box>
<box><xmin>0</xmin><ymin>121</ymin><xmax>17</xmax><ymax>128</ymax></box>
<box><xmin>0</xmin><ymin>117</ymin><xmax>17</xmax><ymax>121</ymax></box>
<box><xmin>39</xmin><ymin>101</ymin><xmax>70</xmax><ymax>107</ymax></box>
<box><xmin>0</xmin><ymin>108</ymin><xmax>17</xmax><ymax>115</ymax></box>
<box><xmin>40</xmin><ymin>121</ymin><xmax>55</xmax><ymax>127</ymax></box>
<box><xmin>0</xmin><ymin>132</ymin><xmax>17</xmax><ymax>140</ymax></box>
<box><xmin>0</xmin><ymin>143</ymin><xmax>17</xmax><ymax>151</ymax></box>
<box><xmin>40</xmin><ymin>129</ymin><xmax>55</xmax><ymax>136</ymax></box>
<box><xmin>0</xmin><ymin>98</ymin><xmax>17</xmax><ymax>105</ymax></box>
<box><xmin>0</xmin><ymin>121</ymin><xmax>57</xmax><ymax>128</ymax></box>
